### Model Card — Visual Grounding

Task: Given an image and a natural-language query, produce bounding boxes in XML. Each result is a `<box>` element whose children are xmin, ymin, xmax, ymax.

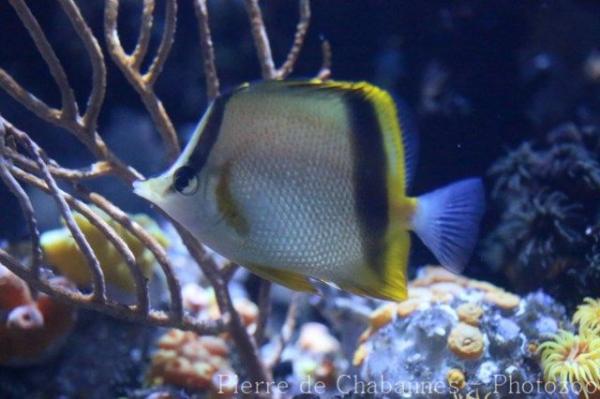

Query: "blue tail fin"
<box><xmin>411</xmin><ymin>178</ymin><xmax>485</xmax><ymax>273</ymax></box>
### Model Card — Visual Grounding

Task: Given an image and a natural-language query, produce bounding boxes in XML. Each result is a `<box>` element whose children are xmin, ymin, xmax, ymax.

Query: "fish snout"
<box><xmin>132</xmin><ymin>179</ymin><xmax>158</xmax><ymax>203</ymax></box>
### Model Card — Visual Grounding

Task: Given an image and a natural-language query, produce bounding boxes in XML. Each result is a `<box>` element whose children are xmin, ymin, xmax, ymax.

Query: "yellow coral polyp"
<box><xmin>446</xmin><ymin>368</ymin><xmax>466</xmax><ymax>390</ymax></box>
<box><xmin>573</xmin><ymin>297</ymin><xmax>600</xmax><ymax>335</ymax></box>
<box><xmin>41</xmin><ymin>208</ymin><xmax>168</xmax><ymax>293</ymax></box>
<box><xmin>539</xmin><ymin>330</ymin><xmax>600</xmax><ymax>398</ymax></box>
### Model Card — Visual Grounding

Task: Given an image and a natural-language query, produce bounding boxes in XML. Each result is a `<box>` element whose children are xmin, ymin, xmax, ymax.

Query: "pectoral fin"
<box><xmin>246</xmin><ymin>264</ymin><xmax>318</xmax><ymax>293</ymax></box>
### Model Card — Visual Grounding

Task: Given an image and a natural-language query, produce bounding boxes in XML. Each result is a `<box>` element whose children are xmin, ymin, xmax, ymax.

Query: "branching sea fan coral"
<box><xmin>0</xmin><ymin>0</ymin><xmax>333</xmax><ymax>389</ymax></box>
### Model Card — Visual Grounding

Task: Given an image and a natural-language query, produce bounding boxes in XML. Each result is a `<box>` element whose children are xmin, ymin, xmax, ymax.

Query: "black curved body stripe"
<box><xmin>343</xmin><ymin>92</ymin><xmax>389</xmax><ymax>277</ymax></box>
<box><xmin>186</xmin><ymin>93</ymin><xmax>232</xmax><ymax>173</ymax></box>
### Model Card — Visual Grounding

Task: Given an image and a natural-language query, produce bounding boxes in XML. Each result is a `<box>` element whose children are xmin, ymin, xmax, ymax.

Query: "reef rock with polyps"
<box><xmin>354</xmin><ymin>266</ymin><xmax>569</xmax><ymax>399</ymax></box>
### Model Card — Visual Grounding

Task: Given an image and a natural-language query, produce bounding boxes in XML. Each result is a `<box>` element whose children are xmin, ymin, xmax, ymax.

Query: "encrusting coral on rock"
<box><xmin>41</xmin><ymin>208</ymin><xmax>168</xmax><ymax>293</ymax></box>
<box><xmin>337</xmin><ymin>266</ymin><xmax>571</xmax><ymax>398</ymax></box>
<box><xmin>181</xmin><ymin>282</ymin><xmax>259</xmax><ymax>335</ymax></box>
<box><xmin>147</xmin><ymin>329</ymin><xmax>238</xmax><ymax>396</ymax></box>
<box><xmin>447</xmin><ymin>322</ymin><xmax>485</xmax><ymax>360</ymax></box>
<box><xmin>0</xmin><ymin>265</ymin><xmax>77</xmax><ymax>366</ymax></box>
<box><xmin>456</xmin><ymin>302</ymin><xmax>484</xmax><ymax>326</ymax></box>
<box><xmin>288</xmin><ymin>322</ymin><xmax>345</xmax><ymax>390</ymax></box>
<box><xmin>146</xmin><ymin>283</ymin><xmax>259</xmax><ymax>395</ymax></box>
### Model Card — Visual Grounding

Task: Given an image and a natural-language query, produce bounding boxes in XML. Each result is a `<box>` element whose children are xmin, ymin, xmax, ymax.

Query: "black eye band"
<box><xmin>173</xmin><ymin>166</ymin><xmax>199</xmax><ymax>195</ymax></box>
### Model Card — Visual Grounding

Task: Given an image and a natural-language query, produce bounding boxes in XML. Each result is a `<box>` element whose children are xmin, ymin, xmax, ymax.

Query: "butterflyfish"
<box><xmin>133</xmin><ymin>80</ymin><xmax>485</xmax><ymax>301</ymax></box>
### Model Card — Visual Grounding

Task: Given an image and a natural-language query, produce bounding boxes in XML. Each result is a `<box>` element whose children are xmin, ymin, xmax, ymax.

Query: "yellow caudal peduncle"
<box><xmin>393</xmin><ymin>197</ymin><xmax>418</xmax><ymax>229</ymax></box>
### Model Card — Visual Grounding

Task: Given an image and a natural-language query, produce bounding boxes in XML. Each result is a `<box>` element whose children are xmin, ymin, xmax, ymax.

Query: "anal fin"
<box><xmin>246</xmin><ymin>264</ymin><xmax>318</xmax><ymax>294</ymax></box>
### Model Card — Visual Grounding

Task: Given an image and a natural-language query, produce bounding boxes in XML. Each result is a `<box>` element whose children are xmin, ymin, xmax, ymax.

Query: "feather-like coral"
<box><xmin>484</xmin><ymin>123</ymin><xmax>600</xmax><ymax>307</ymax></box>
<box><xmin>539</xmin><ymin>330</ymin><xmax>600</xmax><ymax>398</ymax></box>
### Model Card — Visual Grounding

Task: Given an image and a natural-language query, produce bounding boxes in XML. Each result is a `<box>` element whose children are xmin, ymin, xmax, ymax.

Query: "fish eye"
<box><xmin>173</xmin><ymin>166</ymin><xmax>199</xmax><ymax>196</ymax></box>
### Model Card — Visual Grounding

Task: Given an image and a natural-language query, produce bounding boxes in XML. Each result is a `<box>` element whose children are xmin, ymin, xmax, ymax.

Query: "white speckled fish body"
<box><xmin>134</xmin><ymin>80</ymin><xmax>485</xmax><ymax>300</ymax></box>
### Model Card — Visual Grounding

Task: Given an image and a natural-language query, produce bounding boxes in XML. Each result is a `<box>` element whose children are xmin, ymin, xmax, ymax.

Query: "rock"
<box><xmin>323</xmin><ymin>266</ymin><xmax>570</xmax><ymax>399</ymax></box>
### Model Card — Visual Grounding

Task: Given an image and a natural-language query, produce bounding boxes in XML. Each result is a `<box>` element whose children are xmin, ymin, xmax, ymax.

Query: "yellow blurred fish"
<box><xmin>133</xmin><ymin>80</ymin><xmax>484</xmax><ymax>301</ymax></box>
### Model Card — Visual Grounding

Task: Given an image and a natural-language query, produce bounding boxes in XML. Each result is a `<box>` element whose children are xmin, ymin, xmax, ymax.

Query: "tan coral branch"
<box><xmin>0</xmin><ymin>248</ymin><xmax>223</xmax><ymax>335</ymax></box>
<box><xmin>243</xmin><ymin>0</ymin><xmax>314</xmax><ymax>80</ymax></box>
<box><xmin>57</xmin><ymin>0</ymin><xmax>107</xmax><ymax>135</ymax></box>
<box><xmin>243</xmin><ymin>0</ymin><xmax>276</xmax><ymax>79</ymax></box>
<box><xmin>11</xmin><ymin>129</ymin><xmax>107</xmax><ymax>303</ymax></box>
<box><xmin>0</xmin><ymin>70</ymin><xmax>61</xmax><ymax>124</ymax></box>
<box><xmin>276</xmin><ymin>0</ymin><xmax>311</xmax><ymax>79</ymax></box>
<box><xmin>267</xmin><ymin>293</ymin><xmax>300</xmax><ymax>370</ymax></box>
<box><xmin>7</xmin><ymin>0</ymin><xmax>78</xmax><ymax>119</ymax></box>
<box><xmin>7</xmin><ymin>149</ymin><xmax>112</xmax><ymax>181</ymax></box>
<box><xmin>0</xmin><ymin>124</ymin><xmax>43</xmax><ymax>278</ymax></box>
<box><xmin>254</xmin><ymin>279</ymin><xmax>272</xmax><ymax>345</ymax></box>
<box><xmin>316</xmin><ymin>39</ymin><xmax>332</xmax><ymax>80</ymax></box>
<box><xmin>131</xmin><ymin>0</ymin><xmax>155</xmax><ymax>70</ymax></box>
<box><xmin>104</xmin><ymin>0</ymin><xmax>180</xmax><ymax>160</ymax></box>
<box><xmin>8</xmin><ymin>165</ymin><xmax>150</xmax><ymax>316</ymax></box>
<box><xmin>193</xmin><ymin>0</ymin><xmax>220</xmax><ymax>101</ymax></box>
<box><xmin>6</xmin><ymin>150</ymin><xmax>186</xmax><ymax>335</ymax></box>
<box><xmin>0</xmin><ymin>2</ymin><xmax>140</xmax><ymax>183</ymax></box>
<box><xmin>77</xmin><ymin>188</ymin><xmax>183</xmax><ymax>322</ymax></box>
<box><xmin>145</xmin><ymin>0</ymin><xmax>177</xmax><ymax>87</ymax></box>
<box><xmin>176</xmin><ymin>226</ymin><xmax>272</xmax><ymax>387</ymax></box>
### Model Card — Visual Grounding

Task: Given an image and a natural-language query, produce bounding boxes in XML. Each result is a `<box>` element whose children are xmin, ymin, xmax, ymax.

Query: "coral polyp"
<box><xmin>539</xmin><ymin>330</ymin><xmax>600</xmax><ymax>397</ymax></box>
<box><xmin>0</xmin><ymin>266</ymin><xmax>77</xmax><ymax>366</ymax></box>
<box><xmin>573</xmin><ymin>298</ymin><xmax>600</xmax><ymax>334</ymax></box>
<box><xmin>41</xmin><ymin>209</ymin><xmax>168</xmax><ymax>293</ymax></box>
<box><xmin>332</xmin><ymin>266</ymin><xmax>569</xmax><ymax>398</ymax></box>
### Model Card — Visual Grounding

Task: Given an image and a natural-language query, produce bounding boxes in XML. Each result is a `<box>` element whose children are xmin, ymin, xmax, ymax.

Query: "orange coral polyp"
<box><xmin>447</xmin><ymin>322</ymin><xmax>485</xmax><ymax>360</ymax></box>
<box><xmin>0</xmin><ymin>268</ymin><xmax>77</xmax><ymax>366</ymax></box>
<box><xmin>148</xmin><ymin>329</ymin><xmax>236</xmax><ymax>393</ymax></box>
<box><xmin>6</xmin><ymin>304</ymin><xmax>44</xmax><ymax>330</ymax></box>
